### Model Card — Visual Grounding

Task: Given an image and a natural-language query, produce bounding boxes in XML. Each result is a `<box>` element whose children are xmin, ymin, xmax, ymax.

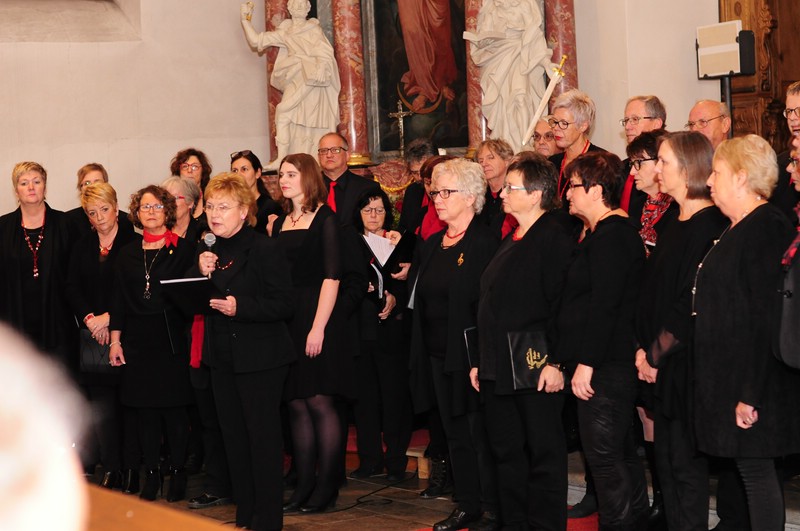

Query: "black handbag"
<box><xmin>79</xmin><ymin>329</ymin><xmax>115</xmax><ymax>374</ymax></box>
<box><xmin>507</xmin><ymin>329</ymin><xmax>551</xmax><ymax>391</ymax></box>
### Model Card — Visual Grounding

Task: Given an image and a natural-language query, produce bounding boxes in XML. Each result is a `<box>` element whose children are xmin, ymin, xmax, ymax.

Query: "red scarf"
<box><xmin>143</xmin><ymin>229</ymin><xmax>179</xmax><ymax>248</ymax></box>
<box><xmin>417</xmin><ymin>199</ymin><xmax>446</xmax><ymax>241</ymax></box>
<box><xmin>639</xmin><ymin>193</ymin><xmax>672</xmax><ymax>253</ymax></box>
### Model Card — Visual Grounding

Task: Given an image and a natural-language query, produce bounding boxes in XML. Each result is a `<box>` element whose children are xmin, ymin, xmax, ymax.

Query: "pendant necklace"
<box><xmin>22</xmin><ymin>211</ymin><xmax>46</xmax><ymax>278</ymax></box>
<box><xmin>142</xmin><ymin>246</ymin><xmax>162</xmax><ymax>299</ymax></box>
<box><xmin>289</xmin><ymin>211</ymin><xmax>305</xmax><ymax>227</ymax></box>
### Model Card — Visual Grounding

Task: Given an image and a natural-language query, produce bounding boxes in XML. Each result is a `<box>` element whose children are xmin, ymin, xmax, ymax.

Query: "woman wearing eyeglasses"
<box><xmin>626</xmin><ymin>130</ymin><xmax>678</xmax><ymax>256</ymax></box>
<box><xmin>347</xmin><ymin>189</ymin><xmax>412</xmax><ymax>481</ymax></box>
<box><xmin>547</xmin><ymin>90</ymin><xmax>606</xmax><ymax>204</ymax></box>
<box><xmin>273</xmin><ymin>153</ymin><xmax>353</xmax><ymax>514</ymax></box>
<box><xmin>161</xmin><ymin>177</ymin><xmax>206</xmax><ymax>243</ymax></box>
<box><xmin>108</xmin><ymin>185</ymin><xmax>195</xmax><ymax>502</ymax></box>
<box><xmin>231</xmin><ymin>150</ymin><xmax>282</xmax><ymax>234</ymax></box>
<box><xmin>195</xmin><ymin>173</ymin><xmax>295</xmax><ymax>531</ymax></box>
<box><xmin>557</xmin><ymin>151</ymin><xmax>650</xmax><ymax>530</ymax></box>
<box><xmin>471</xmin><ymin>154</ymin><xmax>574</xmax><ymax>531</ymax></box>
<box><xmin>409</xmin><ymin>158</ymin><xmax>499</xmax><ymax>531</ymax></box>
<box><xmin>533</xmin><ymin>118</ymin><xmax>560</xmax><ymax>157</ymax></box>
<box><xmin>170</xmin><ymin>148</ymin><xmax>213</xmax><ymax>219</ymax></box>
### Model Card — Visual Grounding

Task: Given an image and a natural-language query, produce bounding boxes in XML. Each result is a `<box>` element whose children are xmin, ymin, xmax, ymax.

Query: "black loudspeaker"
<box><xmin>738</xmin><ymin>30</ymin><xmax>755</xmax><ymax>76</ymax></box>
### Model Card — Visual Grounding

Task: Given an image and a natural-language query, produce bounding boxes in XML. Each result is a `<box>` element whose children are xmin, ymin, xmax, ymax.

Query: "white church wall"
<box><xmin>575</xmin><ymin>0</ymin><xmax>721</xmax><ymax>157</ymax></box>
<box><xmin>0</xmin><ymin>0</ymin><xmax>269</xmax><ymax>214</ymax></box>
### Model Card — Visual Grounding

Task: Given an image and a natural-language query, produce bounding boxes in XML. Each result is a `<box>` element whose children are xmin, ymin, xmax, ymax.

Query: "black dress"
<box><xmin>693</xmin><ymin>203</ymin><xmax>800</xmax><ymax>458</ymax></box>
<box><xmin>110</xmin><ymin>238</ymin><xmax>195</xmax><ymax>408</ymax></box>
<box><xmin>66</xmin><ymin>223</ymin><xmax>139</xmax><ymax>385</ymax></box>
<box><xmin>635</xmin><ymin>205</ymin><xmax>728</xmax><ymax>530</ymax></box>
<box><xmin>274</xmin><ymin>205</ymin><xmax>354</xmax><ymax>400</ymax></box>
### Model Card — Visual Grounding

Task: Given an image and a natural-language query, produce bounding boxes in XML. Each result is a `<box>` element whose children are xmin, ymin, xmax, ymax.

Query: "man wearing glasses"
<box><xmin>618</xmin><ymin>95</ymin><xmax>667</xmax><ymax>212</ymax></box>
<box><xmin>771</xmin><ymin>81</ymin><xmax>800</xmax><ymax>220</ymax></box>
<box><xmin>317</xmin><ymin>132</ymin><xmax>381</xmax><ymax>227</ymax></box>
<box><xmin>685</xmin><ymin>100</ymin><xmax>731</xmax><ymax>149</ymax></box>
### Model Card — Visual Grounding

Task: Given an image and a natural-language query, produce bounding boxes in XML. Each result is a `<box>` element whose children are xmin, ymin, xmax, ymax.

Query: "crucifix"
<box><xmin>388</xmin><ymin>100</ymin><xmax>415</xmax><ymax>158</ymax></box>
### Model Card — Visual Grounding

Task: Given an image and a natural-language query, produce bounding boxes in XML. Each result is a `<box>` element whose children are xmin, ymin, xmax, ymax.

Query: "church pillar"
<box><xmin>465</xmin><ymin>0</ymin><xmax>484</xmax><ymax>151</ymax></box>
<box><xmin>545</xmin><ymin>0</ymin><xmax>578</xmax><ymax>93</ymax></box>
<box><xmin>264</xmin><ymin>0</ymin><xmax>288</xmax><ymax>162</ymax></box>
<box><xmin>331</xmin><ymin>0</ymin><xmax>371</xmax><ymax>164</ymax></box>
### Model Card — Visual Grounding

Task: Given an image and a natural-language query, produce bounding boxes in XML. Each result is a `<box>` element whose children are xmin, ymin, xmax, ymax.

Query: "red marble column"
<box><xmin>545</xmin><ymin>0</ymin><xmax>578</xmax><ymax>95</ymax></box>
<box><xmin>264</xmin><ymin>0</ymin><xmax>288</xmax><ymax>163</ymax></box>
<box><xmin>464</xmin><ymin>0</ymin><xmax>484</xmax><ymax>152</ymax></box>
<box><xmin>331</xmin><ymin>0</ymin><xmax>371</xmax><ymax>164</ymax></box>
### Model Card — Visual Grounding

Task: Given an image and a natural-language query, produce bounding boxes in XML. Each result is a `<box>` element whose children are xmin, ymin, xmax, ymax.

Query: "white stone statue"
<box><xmin>464</xmin><ymin>0</ymin><xmax>554</xmax><ymax>153</ymax></box>
<box><xmin>240</xmin><ymin>0</ymin><xmax>341</xmax><ymax>169</ymax></box>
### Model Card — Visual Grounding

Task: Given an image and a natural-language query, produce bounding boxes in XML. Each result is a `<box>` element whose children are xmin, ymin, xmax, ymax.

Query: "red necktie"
<box><xmin>327</xmin><ymin>180</ymin><xmax>337</xmax><ymax>212</ymax></box>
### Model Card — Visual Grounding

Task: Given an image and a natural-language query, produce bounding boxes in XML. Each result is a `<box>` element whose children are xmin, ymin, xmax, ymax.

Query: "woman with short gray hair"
<box><xmin>409</xmin><ymin>157</ymin><xmax>499</xmax><ymax>531</ymax></box>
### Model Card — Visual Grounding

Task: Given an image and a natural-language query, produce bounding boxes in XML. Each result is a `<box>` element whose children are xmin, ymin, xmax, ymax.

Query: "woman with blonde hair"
<box><xmin>196</xmin><ymin>172</ymin><xmax>295</xmax><ymax>530</ymax></box>
<box><xmin>693</xmin><ymin>134</ymin><xmax>800</xmax><ymax>530</ymax></box>
<box><xmin>0</xmin><ymin>162</ymin><xmax>76</xmax><ymax>369</ymax></box>
<box><xmin>66</xmin><ymin>182</ymin><xmax>138</xmax><ymax>491</ymax></box>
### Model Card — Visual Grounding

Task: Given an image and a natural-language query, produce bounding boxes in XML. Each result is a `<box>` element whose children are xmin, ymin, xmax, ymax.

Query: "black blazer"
<box><xmin>556</xmin><ymin>215</ymin><xmax>645</xmax><ymax>371</ymax></box>
<box><xmin>0</xmin><ymin>204</ymin><xmax>77</xmax><ymax>364</ymax></box>
<box><xmin>192</xmin><ymin>226</ymin><xmax>295</xmax><ymax>374</ymax></box>
<box><xmin>408</xmin><ymin>217</ymin><xmax>499</xmax><ymax>414</ymax></box>
<box><xmin>477</xmin><ymin>212</ymin><xmax>574</xmax><ymax>392</ymax></box>
<box><xmin>398</xmin><ymin>181</ymin><xmax>426</xmax><ymax>235</ymax></box>
<box><xmin>325</xmin><ymin>169</ymin><xmax>381</xmax><ymax>228</ymax></box>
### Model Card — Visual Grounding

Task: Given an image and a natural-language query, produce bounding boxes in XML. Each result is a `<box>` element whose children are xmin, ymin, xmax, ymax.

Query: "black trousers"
<box><xmin>429</xmin><ymin>357</ymin><xmax>497</xmax><ymax>515</ymax></box>
<box><xmin>577</xmin><ymin>368</ymin><xmax>649</xmax><ymax>530</ymax></box>
<box><xmin>483</xmin><ymin>381</ymin><xmax>567</xmax><ymax>531</ymax></box>
<box><xmin>653</xmin><ymin>407</ymin><xmax>709</xmax><ymax>531</ymax></box>
<box><xmin>191</xmin><ymin>365</ymin><xmax>231</xmax><ymax>497</ymax></box>
<box><xmin>352</xmin><ymin>320</ymin><xmax>413</xmax><ymax>474</ymax></box>
<box><xmin>211</xmin><ymin>364</ymin><xmax>288</xmax><ymax>531</ymax></box>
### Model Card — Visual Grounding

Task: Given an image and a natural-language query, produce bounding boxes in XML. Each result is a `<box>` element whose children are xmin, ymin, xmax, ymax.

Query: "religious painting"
<box><xmin>370</xmin><ymin>0</ymin><xmax>469</xmax><ymax>153</ymax></box>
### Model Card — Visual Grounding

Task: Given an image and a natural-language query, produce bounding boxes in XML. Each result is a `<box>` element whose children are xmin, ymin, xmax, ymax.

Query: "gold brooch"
<box><xmin>457</xmin><ymin>253</ymin><xmax>464</xmax><ymax>266</ymax></box>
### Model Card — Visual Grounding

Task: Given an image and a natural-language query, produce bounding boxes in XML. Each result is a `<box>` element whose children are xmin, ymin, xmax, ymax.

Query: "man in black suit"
<box><xmin>318</xmin><ymin>132</ymin><xmax>381</xmax><ymax>227</ymax></box>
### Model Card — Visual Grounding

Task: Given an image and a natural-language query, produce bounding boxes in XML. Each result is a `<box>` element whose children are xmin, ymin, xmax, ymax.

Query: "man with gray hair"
<box><xmin>686</xmin><ymin>100</ymin><xmax>731</xmax><ymax>149</ymax></box>
<box><xmin>619</xmin><ymin>95</ymin><xmax>667</xmax><ymax>212</ymax></box>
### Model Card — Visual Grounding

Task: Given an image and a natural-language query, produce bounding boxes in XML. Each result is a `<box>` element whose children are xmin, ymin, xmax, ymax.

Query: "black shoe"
<box><xmin>568</xmin><ymin>492</ymin><xmax>597</xmax><ymax>519</ymax></box>
<box><xmin>140</xmin><ymin>468</ymin><xmax>163</xmax><ymax>501</ymax></box>
<box><xmin>188</xmin><ymin>493</ymin><xmax>231</xmax><ymax>509</ymax></box>
<box><xmin>420</xmin><ymin>457</ymin><xmax>453</xmax><ymax>499</ymax></box>
<box><xmin>349</xmin><ymin>465</ymin><xmax>384</xmax><ymax>479</ymax></box>
<box><xmin>386</xmin><ymin>471</ymin><xmax>407</xmax><ymax>482</ymax></box>
<box><xmin>283</xmin><ymin>499</ymin><xmax>305</xmax><ymax>514</ymax></box>
<box><xmin>299</xmin><ymin>491</ymin><xmax>338</xmax><ymax>514</ymax></box>
<box><xmin>166</xmin><ymin>467</ymin><xmax>187</xmax><ymax>502</ymax></box>
<box><xmin>433</xmin><ymin>509</ymin><xmax>481</xmax><ymax>531</ymax></box>
<box><xmin>121</xmin><ymin>469</ymin><xmax>140</xmax><ymax>494</ymax></box>
<box><xmin>99</xmin><ymin>470</ymin><xmax>123</xmax><ymax>489</ymax></box>
<box><xmin>468</xmin><ymin>511</ymin><xmax>500</xmax><ymax>531</ymax></box>
<box><xmin>647</xmin><ymin>491</ymin><xmax>667</xmax><ymax>531</ymax></box>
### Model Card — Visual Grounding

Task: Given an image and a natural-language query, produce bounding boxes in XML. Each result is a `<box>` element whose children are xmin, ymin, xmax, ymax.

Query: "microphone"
<box><xmin>203</xmin><ymin>232</ymin><xmax>216</xmax><ymax>278</ymax></box>
<box><xmin>203</xmin><ymin>232</ymin><xmax>216</xmax><ymax>251</ymax></box>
